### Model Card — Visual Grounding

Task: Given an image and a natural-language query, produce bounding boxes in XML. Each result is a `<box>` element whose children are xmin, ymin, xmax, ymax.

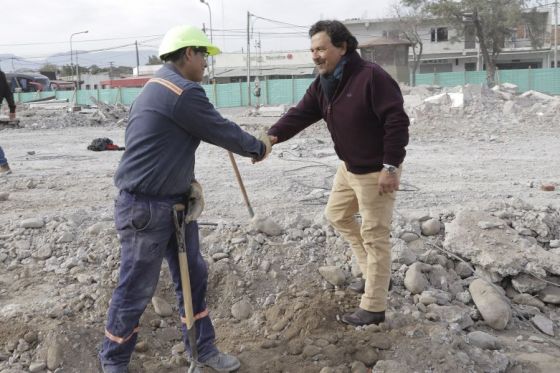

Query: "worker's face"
<box><xmin>183</xmin><ymin>47</ymin><xmax>208</xmax><ymax>82</ymax></box>
<box><xmin>310</xmin><ymin>31</ymin><xmax>346</xmax><ymax>76</ymax></box>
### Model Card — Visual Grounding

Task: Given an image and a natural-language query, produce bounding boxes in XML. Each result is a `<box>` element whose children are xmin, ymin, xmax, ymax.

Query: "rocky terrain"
<box><xmin>0</xmin><ymin>84</ymin><xmax>559</xmax><ymax>373</ymax></box>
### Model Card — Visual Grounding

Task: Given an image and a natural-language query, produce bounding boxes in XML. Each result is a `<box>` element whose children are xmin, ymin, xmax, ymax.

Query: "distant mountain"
<box><xmin>0</xmin><ymin>49</ymin><xmax>159</xmax><ymax>72</ymax></box>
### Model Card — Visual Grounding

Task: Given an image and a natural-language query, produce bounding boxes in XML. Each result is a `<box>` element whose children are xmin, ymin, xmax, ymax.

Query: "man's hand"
<box><xmin>252</xmin><ymin>131</ymin><xmax>278</xmax><ymax>163</ymax></box>
<box><xmin>378</xmin><ymin>170</ymin><xmax>400</xmax><ymax>195</ymax></box>
<box><xmin>9</xmin><ymin>112</ymin><xmax>16</xmax><ymax>120</ymax></box>
<box><xmin>185</xmin><ymin>180</ymin><xmax>204</xmax><ymax>222</ymax></box>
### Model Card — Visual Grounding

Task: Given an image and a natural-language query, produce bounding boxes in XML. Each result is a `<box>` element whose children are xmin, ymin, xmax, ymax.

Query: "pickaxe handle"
<box><xmin>172</xmin><ymin>204</ymin><xmax>199</xmax><ymax>370</ymax></box>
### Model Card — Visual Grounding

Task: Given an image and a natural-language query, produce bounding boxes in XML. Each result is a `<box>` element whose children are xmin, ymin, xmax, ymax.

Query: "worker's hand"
<box><xmin>252</xmin><ymin>131</ymin><xmax>277</xmax><ymax>163</ymax></box>
<box><xmin>378</xmin><ymin>169</ymin><xmax>400</xmax><ymax>195</ymax></box>
<box><xmin>8</xmin><ymin>112</ymin><xmax>16</xmax><ymax>120</ymax></box>
<box><xmin>185</xmin><ymin>180</ymin><xmax>204</xmax><ymax>223</ymax></box>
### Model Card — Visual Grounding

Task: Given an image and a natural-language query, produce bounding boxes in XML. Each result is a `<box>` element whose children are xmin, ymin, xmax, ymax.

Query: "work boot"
<box><xmin>0</xmin><ymin>163</ymin><xmax>11</xmax><ymax>175</ymax></box>
<box><xmin>347</xmin><ymin>278</ymin><xmax>393</xmax><ymax>294</ymax></box>
<box><xmin>341</xmin><ymin>308</ymin><xmax>385</xmax><ymax>326</ymax></box>
<box><xmin>201</xmin><ymin>351</ymin><xmax>241</xmax><ymax>372</ymax></box>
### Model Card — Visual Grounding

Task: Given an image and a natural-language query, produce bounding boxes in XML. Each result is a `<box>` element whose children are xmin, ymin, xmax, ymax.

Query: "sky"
<box><xmin>0</xmin><ymin>0</ymin><xmax>395</xmax><ymax>67</ymax></box>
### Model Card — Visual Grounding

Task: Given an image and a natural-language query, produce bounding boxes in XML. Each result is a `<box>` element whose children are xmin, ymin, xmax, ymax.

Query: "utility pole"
<box><xmin>109</xmin><ymin>61</ymin><xmax>114</xmax><ymax>88</ymax></box>
<box><xmin>247</xmin><ymin>11</ymin><xmax>251</xmax><ymax>106</ymax></box>
<box><xmin>555</xmin><ymin>0</ymin><xmax>558</xmax><ymax>68</ymax></box>
<box><xmin>200</xmin><ymin>0</ymin><xmax>214</xmax><ymax>82</ymax></box>
<box><xmin>135</xmin><ymin>40</ymin><xmax>140</xmax><ymax>76</ymax></box>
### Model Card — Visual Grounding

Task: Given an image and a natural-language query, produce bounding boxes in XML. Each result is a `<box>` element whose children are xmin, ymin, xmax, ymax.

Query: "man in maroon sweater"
<box><xmin>265</xmin><ymin>20</ymin><xmax>409</xmax><ymax>326</ymax></box>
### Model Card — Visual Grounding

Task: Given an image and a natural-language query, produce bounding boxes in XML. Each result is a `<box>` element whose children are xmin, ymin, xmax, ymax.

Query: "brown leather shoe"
<box><xmin>347</xmin><ymin>278</ymin><xmax>393</xmax><ymax>294</ymax></box>
<box><xmin>341</xmin><ymin>308</ymin><xmax>385</xmax><ymax>326</ymax></box>
<box><xmin>0</xmin><ymin>163</ymin><xmax>11</xmax><ymax>175</ymax></box>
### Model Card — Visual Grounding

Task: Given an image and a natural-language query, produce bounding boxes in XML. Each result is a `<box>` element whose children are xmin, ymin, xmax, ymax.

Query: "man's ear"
<box><xmin>184</xmin><ymin>47</ymin><xmax>193</xmax><ymax>62</ymax></box>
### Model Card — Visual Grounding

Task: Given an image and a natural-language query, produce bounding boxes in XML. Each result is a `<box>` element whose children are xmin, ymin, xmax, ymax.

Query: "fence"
<box><xmin>415</xmin><ymin>67</ymin><xmax>560</xmax><ymax>95</ymax></box>
<box><xmin>12</xmin><ymin>77</ymin><xmax>316</xmax><ymax>108</ymax></box>
<box><xmin>11</xmin><ymin>67</ymin><xmax>559</xmax><ymax>108</ymax></box>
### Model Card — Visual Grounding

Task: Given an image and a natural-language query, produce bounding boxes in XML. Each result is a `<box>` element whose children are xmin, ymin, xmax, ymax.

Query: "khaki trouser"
<box><xmin>325</xmin><ymin>163</ymin><xmax>399</xmax><ymax>312</ymax></box>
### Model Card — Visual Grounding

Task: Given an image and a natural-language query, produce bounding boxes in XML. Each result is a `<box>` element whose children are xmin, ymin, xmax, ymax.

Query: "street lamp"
<box><xmin>200</xmin><ymin>0</ymin><xmax>214</xmax><ymax>82</ymax></box>
<box><xmin>69</xmin><ymin>30</ymin><xmax>88</xmax><ymax>89</ymax></box>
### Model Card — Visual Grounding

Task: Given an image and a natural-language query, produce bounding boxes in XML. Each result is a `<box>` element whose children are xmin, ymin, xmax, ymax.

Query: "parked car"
<box><xmin>5</xmin><ymin>72</ymin><xmax>52</xmax><ymax>93</ymax></box>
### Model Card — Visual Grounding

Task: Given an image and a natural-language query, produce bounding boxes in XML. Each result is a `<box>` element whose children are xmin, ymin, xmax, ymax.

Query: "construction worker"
<box><xmin>0</xmin><ymin>70</ymin><xmax>16</xmax><ymax>174</ymax></box>
<box><xmin>98</xmin><ymin>25</ymin><xmax>271</xmax><ymax>373</ymax></box>
<box><xmin>263</xmin><ymin>20</ymin><xmax>409</xmax><ymax>326</ymax></box>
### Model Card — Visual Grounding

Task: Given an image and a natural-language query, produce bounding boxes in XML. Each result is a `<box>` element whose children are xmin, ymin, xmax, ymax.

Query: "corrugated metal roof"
<box><xmin>214</xmin><ymin>65</ymin><xmax>315</xmax><ymax>78</ymax></box>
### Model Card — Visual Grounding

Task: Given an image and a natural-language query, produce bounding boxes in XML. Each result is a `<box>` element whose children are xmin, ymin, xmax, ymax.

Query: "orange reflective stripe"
<box><xmin>147</xmin><ymin>78</ymin><xmax>183</xmax><ymax>96</ymax></box>
<box><xmin>104</xmin><ymin>327</ymin><xmax>140</xmax><ymax>344</ymax></box>
<box><xmin>181</xmin><ymin>309</ymin><xmax>209</xmax><ymax>324</ymax></box>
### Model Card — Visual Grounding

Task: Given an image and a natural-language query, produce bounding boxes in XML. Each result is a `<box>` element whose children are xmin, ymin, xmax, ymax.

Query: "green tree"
<box><xmin>147</xmin><ymin>55</ymin><xmax>161</xmax><ymax>65</ymax></box>
<box><xmin>40</xmin><ymin>63</ymin><xmax>58</xmax><ymax>72</ymax></box>
<box><xmin>403</xmin><ymin>0</ymin><xmax>537</xmax><ymax>86</ymax></box>
<box><xmin>60</xmin><ymin>64</ymin><xmax>73</xmax><ymax>77</ymax></box>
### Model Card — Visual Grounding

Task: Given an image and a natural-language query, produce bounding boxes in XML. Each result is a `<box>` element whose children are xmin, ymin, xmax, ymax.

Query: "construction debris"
<box><xmin>0</xmin><ymin>85</ymin><xmax>559</xmax><ymax>372</ymax></box>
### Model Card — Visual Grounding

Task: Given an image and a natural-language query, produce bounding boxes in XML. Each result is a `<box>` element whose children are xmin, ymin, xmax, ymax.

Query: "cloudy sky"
<box><xmin>1</xmin><ymin>0</ymin><xmax>395</xmax><ymax>62</ymax></box>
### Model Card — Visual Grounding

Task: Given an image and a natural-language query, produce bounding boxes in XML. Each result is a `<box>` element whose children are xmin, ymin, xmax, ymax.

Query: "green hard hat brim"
<box><xmin>159</xmin><ymin>43</ymin><xmax>221</xmax><ymax>59</ymax></box>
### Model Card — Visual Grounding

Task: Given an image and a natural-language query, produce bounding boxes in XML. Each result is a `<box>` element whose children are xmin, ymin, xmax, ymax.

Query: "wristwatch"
<box><xmin>382</xmin><ymin>164</ymin><xmax>398</xmax><ymax>174</ymax></box>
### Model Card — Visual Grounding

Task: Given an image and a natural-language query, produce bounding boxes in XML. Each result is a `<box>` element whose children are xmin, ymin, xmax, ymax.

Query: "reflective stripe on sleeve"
<box><xmin>147</xmin><ymin>78</ymin><xmax>184</xmax><ymax>96</ymax></box>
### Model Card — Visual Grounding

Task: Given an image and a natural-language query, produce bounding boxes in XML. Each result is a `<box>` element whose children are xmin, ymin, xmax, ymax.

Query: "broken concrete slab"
<box><xmin>444</xmin><ymin>209</ymin><xmax>560</xmax><ymax>277</ymax></box>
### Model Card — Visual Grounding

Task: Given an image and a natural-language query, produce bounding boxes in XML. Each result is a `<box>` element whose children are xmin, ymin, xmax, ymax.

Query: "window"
<box><xmin>430</xmin><ymin>27</ymin><xmax>448</xmax><ymax>42</ymax></box>
<box><xmin>382</xmin><ymin>30</ymin><xmax>399</xmax><ymax>39</ymax></box>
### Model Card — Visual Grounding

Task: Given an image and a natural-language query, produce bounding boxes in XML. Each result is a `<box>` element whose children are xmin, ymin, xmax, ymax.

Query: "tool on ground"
<box><xmin>173</xmin><ymin>203</ymin><xmax>202</xmax><ymax>373</ymax></box>
<box><xmin>227</xmin><ymin>151</ymin><xmax>255</xmax><ymax>218</ymax></box>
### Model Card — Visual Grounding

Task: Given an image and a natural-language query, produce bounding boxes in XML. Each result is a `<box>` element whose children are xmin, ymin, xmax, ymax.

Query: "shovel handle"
<box><xmin>228</xmin><ymin>151</ymin><xmax>255</xmax><ymax>218</ymax></box>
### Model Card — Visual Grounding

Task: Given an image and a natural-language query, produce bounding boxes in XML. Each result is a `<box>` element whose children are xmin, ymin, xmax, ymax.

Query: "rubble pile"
<box><xmin>0</xmin><ymin>197</ymin><xmax>558</xmax><ymax>372</ymax></box>
<box><xmin>12</xmin><ymin>100</ymin><xmax>128</xmax><ymax>130</ymax></box>
<box><xmin>402</xmin><ymin>83</ymin><xmax>560</xmax><ymax>140</ymax></box>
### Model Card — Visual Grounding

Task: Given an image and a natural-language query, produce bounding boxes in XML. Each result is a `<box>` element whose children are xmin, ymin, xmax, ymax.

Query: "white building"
<box><xmin>343</xmin><ymin>8</ymin><xmax>557</xmax><ymax>74</ymax></box>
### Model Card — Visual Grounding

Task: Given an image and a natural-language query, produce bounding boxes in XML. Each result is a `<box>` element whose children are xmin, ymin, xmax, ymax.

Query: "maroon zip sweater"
<box><xmin>268</xmin><ymin>51</ymin><xmax>409</xmax><ymax>174</ymax></box>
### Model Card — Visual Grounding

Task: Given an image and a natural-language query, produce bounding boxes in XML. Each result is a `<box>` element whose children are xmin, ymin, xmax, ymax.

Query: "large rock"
<box><xmin>372</xmin><ymin>360</ymin><xmax>409</xmax><ymax>373</ymax></box>
<box><xmin>21</xmin><ymin>218</ymin><xmax>45</xmax><ymax>229</ymax></box>
<box><xmin>426</xmin><ymin>304</ymin><xmax>474</xmax><ymax>329</ymax></box>
<box><xmin>391</xmin><ymin>239</ymin><xmax>417</xmax><ymax>265</ymax></box>
<box><xmin>531</xmin><ymin>314</ymin><xmax>555</xmax><ymax>336</ymax></box>
<box><xmin>151</xmin><ymin>296</ymin><xmax>173</xmax><ymax>317</ymax></box>
<box><xmin>421</xmin><ymin>218</ymin><xmax>441</xmax><ymax>236</ymax></box>
<box><xmin>250</xmin><ymin>215</ymin><xmax>283</xmax><ymax>236</ymax></box>
<box><xmin>404</xmin><ymin>262</ymin><xmax>430</xmax><ymax>294</ymax></box>
<box><xmin>231</xmin><ymin>299</ymin><xmax>252</xmax><ymax>320</ymax></box>
<box><xmin>444</xmin><ymin>210</ymin><xmax>560</xmax><ymax>276</ymax></box>
<box><xmin>46</xmin><ymin>341</ymin><xmax>63</xmax><ymax>370</ymax></box>
<box><xmin>318</xmin><ymin>266</ymin><xmax>346</xmax><ymax>286</ymax></box>
<box><xmin>511</xmin><ymin>274</ymin><xmax>548</xmax><ymax>294</ymax></box>
<box><xmin>469</xmin><ymin>279</ymin><xmax>511</xmax><ymax>330</ymax></box>
<box><xmin>467</xmin><ymin>331</ymin><xmax>500</xmax><ymax>350</ymax></box>
<box><xmin>538</xmin><ymin>285</ymin><xmax>560</xmax><ymax>304</ymax></box>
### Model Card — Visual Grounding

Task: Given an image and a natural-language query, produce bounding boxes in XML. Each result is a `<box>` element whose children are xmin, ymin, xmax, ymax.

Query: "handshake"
<box><xmin>252</xmin><ymin>130</ymin><xmax>277</xmax><ymax>164</ymax></box>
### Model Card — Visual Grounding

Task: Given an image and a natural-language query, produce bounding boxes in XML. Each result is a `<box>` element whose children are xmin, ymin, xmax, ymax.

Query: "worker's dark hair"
<box><xmin>161</xmin><ymin>47</ymin><xmax>187</xmax><ymax>63</ymax></box>
<box><xmin>309</xmin><ymin>20</ymin><xmax>358</xmax><ymax>53</ymax></box>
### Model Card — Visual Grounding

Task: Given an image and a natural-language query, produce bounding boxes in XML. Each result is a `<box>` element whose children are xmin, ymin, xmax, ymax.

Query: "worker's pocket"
<box><xmin>130</xmin><ymin>199</ymin><xmax>152</xmax><ymax>231</ymax></box>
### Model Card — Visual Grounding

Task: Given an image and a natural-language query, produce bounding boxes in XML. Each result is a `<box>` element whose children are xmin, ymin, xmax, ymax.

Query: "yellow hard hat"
<box><xmin>159</xmin><ymin>25</ymin><xmax>221</xmax><ymax>58</ymax></box>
